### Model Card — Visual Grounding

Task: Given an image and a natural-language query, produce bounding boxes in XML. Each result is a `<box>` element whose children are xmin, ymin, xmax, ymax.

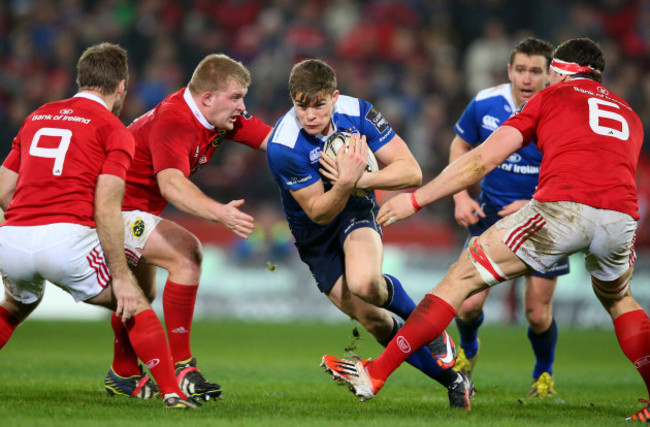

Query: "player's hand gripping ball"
<box><xmin>323</xmin><ymin>131</ymin><xmax>378</xmax><ymax>197</ymax></box>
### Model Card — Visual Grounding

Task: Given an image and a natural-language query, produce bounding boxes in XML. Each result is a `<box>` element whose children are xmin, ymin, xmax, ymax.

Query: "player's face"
<box><xmin>203</xmin><ymin>80</ymin><xmax>248</xmax><ymax>130</ymax></box>
<box><xmin>293</xmin><ymin>90</ymin><xmax>339</xmax><ymax>136</ymax></box>
<box><xmin>507</xmin><ymin>53</ymin><xmax>549</xmax><ymax>106</ymax></box>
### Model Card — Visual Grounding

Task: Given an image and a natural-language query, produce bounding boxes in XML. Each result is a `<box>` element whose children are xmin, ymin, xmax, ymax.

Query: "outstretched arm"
<box><xmin>377</xmin><ymin>125</ymin><xmax>525</xmax><ymax>225</ymax></box>
<box><xmin>157</xmin><ymin>168</ymin><xmax>255</xmax><ymax>239</ymax></box>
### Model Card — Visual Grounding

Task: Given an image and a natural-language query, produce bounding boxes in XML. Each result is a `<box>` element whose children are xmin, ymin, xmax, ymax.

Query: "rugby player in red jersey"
<box><xmin>104</xmin><ymin>53</ymin><xmax>271</xmax><ymax>401</ymax></box>
<box><xmin>0</xmin><ymin>43</ymin><xmax>197</xmax><ymax>409</ymax></box>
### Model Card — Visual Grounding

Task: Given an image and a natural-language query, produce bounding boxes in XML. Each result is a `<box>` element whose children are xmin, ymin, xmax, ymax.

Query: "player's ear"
<box><xmin>331</xmin><ymin>90</ymin><xmax>340</xmax><ymax>105</ymax></box>
<box><xmin>199</xmin><ymin>91</ymin><xmax>213</xmax><ymax>107</ymax></box>
<box><xmin>116</xmin><ymin>80</ymin><xmax>126</xmax><ymax>98</ymax></box>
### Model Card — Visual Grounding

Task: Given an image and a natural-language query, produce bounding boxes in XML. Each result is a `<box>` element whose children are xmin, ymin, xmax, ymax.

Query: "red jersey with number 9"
<box><xmin>504</xmin><ymin>78</ymin><xmax>643</xmax><ymax>219</ymax></box>
<box><xmin>2</xmin><ymin>94</ymin><xmax>135</xmax><ymax>226</ymax></box>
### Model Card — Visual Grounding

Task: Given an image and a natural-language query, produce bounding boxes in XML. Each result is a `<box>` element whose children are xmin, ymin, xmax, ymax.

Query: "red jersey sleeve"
<box><xmin>101</xmin><ymin>127</ymin><xmax>135</xmax><ymax>179</ymax></box>
<box><xmin>2</xmin><ymin>135</ymin><xmax>21</xmax><ymax>172</ymax></box>
<box><xmin>226</xmin><ymin>115</ymin><xmax>271</xmax><ymax>148</ymax></box>
<box><xmin>149</xmin><ymin>118</ymin><xmax>195</xmax><ymax>177</ymax></box>
<box><xmin>504</xmin><ymin>89</ymin><xmax>546</xmax><ymax>145</ymax></box>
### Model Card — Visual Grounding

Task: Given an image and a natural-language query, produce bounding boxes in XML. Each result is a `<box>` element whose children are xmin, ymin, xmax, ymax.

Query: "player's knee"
<box><xmin>525</xmin><ymin>305</ymin><xmax>551</xmax><ymax>330</ymax></box>
<box><xmin>170</xmin><ymin>239</ymin><xmax>203</xmax><ymax>280</ymax></box>
<box><xmin>347</xmin><ymin>274</ymin><xmax>385</xmax><ymax>305</ymax></box>
<box><xmin>458</xmin><ymin>303</ymin><xmax>483</xmax><ymax>322</ymax></box>
<box><xmin>1</xmin><ymin>297</ymin><xmax>33</xmax><ymax>323</ymax></box>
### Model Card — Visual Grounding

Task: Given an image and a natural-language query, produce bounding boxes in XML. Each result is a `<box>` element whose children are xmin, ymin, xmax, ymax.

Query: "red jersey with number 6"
<box><xmin>122</xmin><ymin>88</ymin><xmax>270</xmax><ymax>216</ymax></box>
<box><xmin>504</xmin><ymin>78</ymin><xmax>643</xmax><ymax>219</ymax></box>
<box><xmin>2</xmin><ymin>94</ymin><xmax>135</xmax><ymax>227</ymax></box>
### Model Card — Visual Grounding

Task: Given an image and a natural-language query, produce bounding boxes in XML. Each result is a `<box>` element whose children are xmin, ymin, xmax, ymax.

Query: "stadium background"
<box><xmin>1</xmin><ymin>0</ymin><xmax>649</xmax><ymax>325</ymax></box>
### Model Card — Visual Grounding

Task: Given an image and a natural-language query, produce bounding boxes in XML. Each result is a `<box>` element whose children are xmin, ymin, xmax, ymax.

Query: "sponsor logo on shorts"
<box><xmin>397</xmin><ymin>336</ymin><xmax>411</xmax><ymax>353</ymax></box>
<box><xmin>146</xmin><ymin>358</ymin><xmax>160</xmax><ymax>369</ymax></box>
<box><xmin>131</xmin><ymin>218</ymin><xmax>145</xmax><ymax>238</ymax></box>
<box><xmin>635</xmin><ymin>355</ymin><xmax>650</xmax><ymax>369</ymax></box>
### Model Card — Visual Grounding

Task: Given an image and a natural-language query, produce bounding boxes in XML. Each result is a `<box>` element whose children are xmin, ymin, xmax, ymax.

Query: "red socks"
<box><xmin>163</xmin><ymin>280</ymin><xmax>198</xmax><ymax>363</ymax></box>
<box><xmin>368</xmin><ymin>294</ymin><xmax>456</xmax><ymax>381</ymax></box>
<box><xmin>111</xmin><ymin>280</ymin><xmax>199</xmax><ymax>377</ymax></box>
<box><xmin>613</xmin><ymin>309</ymin><xmax>650</xmax><ymax>397</ymax></box>
<box><xmin>0</xmin><ymin>306</ymin><xmax>21</xmax><ymax>350</ymax></box>
<box><xmin>110</xmin><ymin>312</ymin><xmax>141</xmax><ymax>377</ymax></box>
<box><xmin>126</xmin><ymin>309</ymin><xmax>184</xmax><ymax>397</ymax></box>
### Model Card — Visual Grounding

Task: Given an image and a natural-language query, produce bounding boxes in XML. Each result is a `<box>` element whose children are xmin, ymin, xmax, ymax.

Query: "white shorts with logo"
<box><xmin>0</xmin><ymin>223</ymin><xmax>110</xmax><ymax>303</ymax></box>
<box><xmin>122</xmin><ymin>210</ymin><xmax>162</xmax><ymax>265</ymax></box>
<box><xmin>496</xmin><ymin>199</ymin><xmax>637</xmax><ymax>281</ymax></box>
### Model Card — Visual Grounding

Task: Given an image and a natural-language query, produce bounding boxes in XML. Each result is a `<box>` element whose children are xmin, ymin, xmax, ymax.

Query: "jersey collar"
<box><xmin>183</xmin><ymin>87</ymin><xmax>214</xmax><ymax>130</ymax></box>
<box><xmin>506</xmin><ymin>83</ymin><xmax>517</xmax><ymax>111</ymax></box>
<box><xmin>74</xmin><ymin>92</ymin><xmax>109</xmax><ymax>110</ymax></box>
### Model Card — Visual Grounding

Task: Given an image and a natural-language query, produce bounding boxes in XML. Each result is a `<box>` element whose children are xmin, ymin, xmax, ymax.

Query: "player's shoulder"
<box><xmin>269</xmin><ymin>109</ymin><xmax>303</xmax><ymax>150</ymax></box>
<box><xmin>475</xmin><ymin>83</ymin><xmax>512</xmax><ymax>103</ymax></box>
<box><xmin>334</xmin><ymin>94</ymin><xmax>363</xmax><ymax>117</ymax></box>
<box><xmin>155</xmin><ymin>90</ymin><xmax>193</xmax><ymax>123</ymax></box>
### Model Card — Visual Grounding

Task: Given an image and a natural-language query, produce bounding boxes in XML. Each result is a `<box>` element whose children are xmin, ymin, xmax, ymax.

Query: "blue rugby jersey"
<box><xmin>267</xmin><ymin>94</ymin><xmax>394</xmax><ymax>230</ymax></box>
<box><xmin>454</xmin><ymin>83</ymin><xmax>541</xmax><ymax>210</ymax></box>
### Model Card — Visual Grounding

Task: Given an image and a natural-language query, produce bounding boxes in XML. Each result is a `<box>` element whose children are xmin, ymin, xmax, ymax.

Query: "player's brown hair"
<box><xmin>76</xmin><ymin>43</ymin><xmax>128</xmax><ymax>94</ymax></box>
<box><xmin>188</xmin><ymin>54</ymin><xmax>251</xmax><ymax>95</ymax></box>
<box><xmin>552</xmin><ymin>38</ymin><xmax>604</xmax><ymax>83</ymax></box>
<box><xmin>289</xmin><ymin>59</ymin><xmax>337</xmax><ymax>105</ymax></box>
<box><xmin>509</xmin><ymin>37</ymin><xmax>554</xmax><ymax>69</ymax></box>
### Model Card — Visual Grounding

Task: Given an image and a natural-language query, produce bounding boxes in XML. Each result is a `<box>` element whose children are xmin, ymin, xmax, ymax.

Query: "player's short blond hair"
<box><xmin>188</xmin><ymin>54</ymin><xmax>251</xmax><ymax>95</ymax></box>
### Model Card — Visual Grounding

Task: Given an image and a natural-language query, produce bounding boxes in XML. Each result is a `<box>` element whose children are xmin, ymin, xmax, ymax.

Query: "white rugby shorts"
<box><xmin>496</xmin><ymin>199</ymin><xmax>637</xmax><ymax>281</ymax></box>
<box><xmin>0</xmin><ymin>223</ymin><xmax>110</xmax><ymax>303</ymax></box>
<box><xmin>122</xmin><ymin>210</ymin><xmax>162</xmax><ymax>265</ymax></box>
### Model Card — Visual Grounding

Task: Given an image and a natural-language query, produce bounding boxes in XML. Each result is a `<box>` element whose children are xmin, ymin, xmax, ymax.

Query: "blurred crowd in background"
<box><xmin>1</xmin><ymin>0</ymin><xmax>650</xmax><ymax>251</ymax></box>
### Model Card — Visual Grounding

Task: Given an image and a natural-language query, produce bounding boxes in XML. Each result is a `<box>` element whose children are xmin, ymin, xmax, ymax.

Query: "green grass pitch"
<box><xmin>0</xmin><ymin>319</ymin><xmax>645</xmax><ymax>426</ymax></box>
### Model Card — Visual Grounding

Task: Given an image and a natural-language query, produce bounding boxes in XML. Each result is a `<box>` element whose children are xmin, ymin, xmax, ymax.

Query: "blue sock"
<box><xmin>528</xmin><ymin>318</ymin><xmax>557</xmax><ymax>379</ymax></box>
<box><xmin>455</xmin><ymin>311</ymin><xmax>484</xmax><ymax>359</ymax></box>
<box><xmin>378</xmin><ymin>318</ymin><xmax>455</xmax><ymax>387</ymax></box>
<box><xmin>381</xmin><ymin>274</ymin><xmax>416</xmax><ymax>320</ymax></box>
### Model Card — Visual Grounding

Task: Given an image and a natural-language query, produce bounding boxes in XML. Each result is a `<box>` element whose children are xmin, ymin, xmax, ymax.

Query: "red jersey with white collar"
<box><xmin>122</xmin><ymin>88</ymin><xmax>270</xmax><ymax>215</ymax></box>
<box><xmin>2</xmin><ymin>94</ymin><xmax>135</xmax><ymax>227</ymax></box>
<box><xmin>504</xmin><ymin>78</ymin><xmax>643</xmax><ymax>219</ymax></box>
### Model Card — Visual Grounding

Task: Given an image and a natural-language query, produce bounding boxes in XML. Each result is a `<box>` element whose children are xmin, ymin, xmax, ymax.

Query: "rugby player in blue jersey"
<box><xmin>267</xmin><ymin>59</ymin><xmax>475</xmax><ymax>409</ymax></box>
<box><xmin>448</xmin><ymin>38</ymin><xmax>565</xmax><ymax>398</ymax></box>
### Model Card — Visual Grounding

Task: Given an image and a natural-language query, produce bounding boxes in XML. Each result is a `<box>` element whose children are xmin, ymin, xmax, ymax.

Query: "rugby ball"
<box><xmin>323</xmin><ymin>131</ymin><xmax>378</xmax><ymax>197</ymax></box>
